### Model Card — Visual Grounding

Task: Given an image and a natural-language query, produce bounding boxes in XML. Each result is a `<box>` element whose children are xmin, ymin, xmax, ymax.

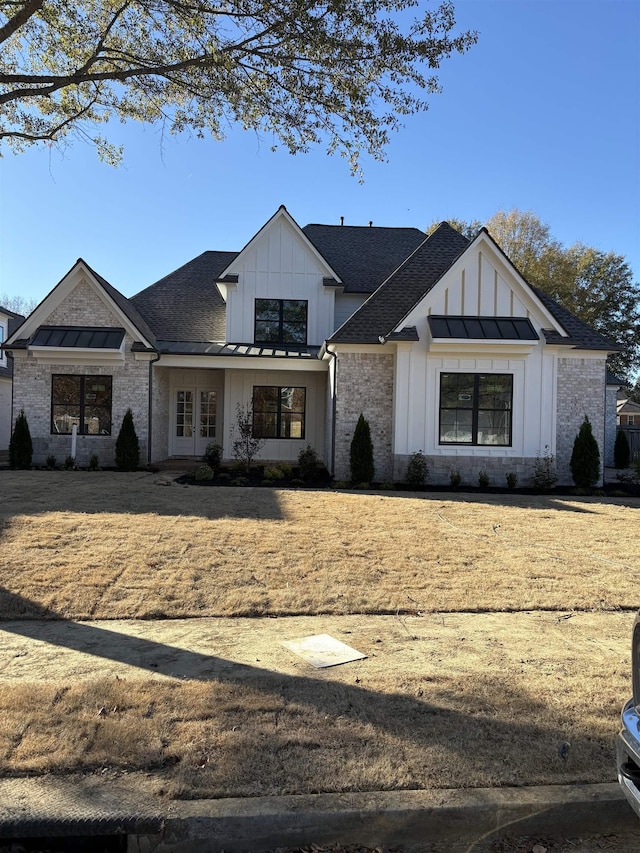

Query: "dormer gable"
<box><xmin>215</xmin><ymin>206</ymin><xmax>342</xmax><ymax>347</ymax></box>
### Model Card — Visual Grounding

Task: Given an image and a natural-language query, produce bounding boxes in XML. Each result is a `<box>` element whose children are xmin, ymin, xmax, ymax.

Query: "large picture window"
<box><xmin>51</xmin><ymin>375</ymin><xmax>113</xmax><ymax>435</ymax></box>
<box><xmin>254</xmin><ymin>299</ymin><xmax>307</xmax><ymax>345</ymax></box>
<box><xmin>252</xmin><ymin>386</ymin><xmax>306</xmax><ymax>439</ymax></box>
<box><xmin>439</xmin><ymin>373</ymin><xmax>512</xmax><ymax>446</ymax></box>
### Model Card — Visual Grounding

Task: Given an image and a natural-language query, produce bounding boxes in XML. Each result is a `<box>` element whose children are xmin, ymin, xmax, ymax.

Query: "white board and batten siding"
<box><xmin>225</xmin><ymin>368</ymin><xmax>326</xmax><ymax>463</ymax></box>
<box><xmin>223</xmin><ymin>215</ymin><xmax>338</xmax><ymax>346</ymax></box>
<box><xmin>393</xmin><ymin>239</ymin><xmax>560</xmax><ymax>459</ymax></box>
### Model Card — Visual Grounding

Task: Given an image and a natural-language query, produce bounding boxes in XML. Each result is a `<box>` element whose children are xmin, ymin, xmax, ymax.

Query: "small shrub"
<box><xmin>9</xmin><ymin>410</ymin><xmax>33</xmax><ymax>469</ymax></box>
<box><xmin>532</xmin><ymin>446</ymin><xmax>557</xmax><ymax>491</ymax></box>
<box><xmin>478</xmin><ymin>469</ymin><xmax>490</xmax><ymax>488</ymax></box>
<box><xmin>506</xmin><ymin>471</ymin><xmax>518</xmax><ymax>490</ymax></box>
<box><xmin>64</xmin><ymin>455</ymin><xmax>75</xmax><ymax>470</ymax></box>
<box><xmin>298</xmin><ymin>443</ymin><xmax>321</xmax><ymax>483</ymax></box>
<box><xmin>231</xmin><ymin>403</ymin><xmax>266</xmax><ymax>474</ymax></box>
<box><xmin>195</xmin><ymin>464</ymin><xmax>214</xmax><ymax>481</ymax></box>
<box><xmin>203</xmin><ymin>443</ymin><xmax>222</xmax><ymax>474</ymax></box>
<box><xmin>217</xmin><ymin>472</ymin><xmax>231</xmax><ymax>483</ymax></box>
<box><xmin>263</xmin><ymin>465</ymin><xmax>285</xmax><ymax>481</ymax></box>
<box><xmin>115</xmin><ymin>408</ymin><xmax>140</xmax><ymax>471</ymax></box>
<box><xmin>46</xmin><ymin>454</ymin><xmax>57</xmax><ymax>470</ymax></box>
<box><xmin>406</xmin><ymin>450</ymin><xmax>429</xmax><ymax>488</ymax></box>
<box><xmin>614</xmin><ymin>430</ymin><xmax>631</xmax><ymax>469</ymax></box>
<box><xmin>570</xmin><ymin>416</ymin><xmax>600</xmax><ymax>488</ymax></box>
<box><xmin>350</xmin><ymin>414</ymin><xmax>374</xmax><ymax>484</ymax></box>
<box><xmin>231</xmin><ymin>476</ymin><xmax>248</xmax><ymax>486</ymax></box>
<box><xmin>379</xmin><ymin>482</ymin><xmax>395</xmax><ymax>490</ymax></box>
<box><xmin>88</xmin><ymin>454</ymin><xmax>100</xmax><ymax>471</ymax></box>
<box><xmin>449</xmin><ymin>467</ymin><xmax>461</xmax><ymax>488</ymax></box>
<box><xmin>279</xmin><ymin>462</ymin><xmax>293</xmax><ymax>478</ymax></box>
<box><xmin>290</xmin><ymin>478</ymin><xmax>305</xmax><ymax>487</ymax></box>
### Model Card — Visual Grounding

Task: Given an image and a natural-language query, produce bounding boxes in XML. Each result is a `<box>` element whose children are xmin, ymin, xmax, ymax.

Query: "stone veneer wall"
<box><xmin>333</xmin><ymin>351</ymin><xmax>394</xmax><ymax>481</ymax></box>
<box><xmin>555</xmin><ymin>357</ymin><xmax>606</xmax><ymax>485</ymax></box>
<box><xmin>11</xmin><ymin>278</ymin><xmax>150</xmax><ymax>467</ymax></box>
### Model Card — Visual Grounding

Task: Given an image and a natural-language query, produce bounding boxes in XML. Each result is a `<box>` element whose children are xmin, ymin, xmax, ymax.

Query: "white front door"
<box><xmin>173</xmin><ymin>388</ymin><xmax>218</xmax><ymax>456</ymax></box>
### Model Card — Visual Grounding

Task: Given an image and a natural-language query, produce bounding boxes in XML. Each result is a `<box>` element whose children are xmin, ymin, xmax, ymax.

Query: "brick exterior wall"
<box><xmin>393</xmin><ymin>453</ymin><xmax>537</xmax><ymax>488</ymax></box>
<box><xmin>334</xmin><ymin>351</ymin><xmax>394</xmax><ymax>481</ymax></box>
<box><xmin>11</xmin><ymin>278</ymin><xmax>150</xmax><ymax>467</ymax></box>
<box><xmin>555</xmin><ymin>357</ymin><xmax>606</xmax><ymax>485</ymax></box>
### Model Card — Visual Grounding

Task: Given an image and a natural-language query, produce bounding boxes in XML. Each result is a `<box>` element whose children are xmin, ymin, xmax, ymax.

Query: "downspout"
<box><xmin>147</xmin><ymin>350</ymin><xmax>161</xmax><ymax>465</ymax></box>
<box><xmin>326</xmin><ymin>345</ymin><xmax>338</xmax><ymax>476</ymax></box>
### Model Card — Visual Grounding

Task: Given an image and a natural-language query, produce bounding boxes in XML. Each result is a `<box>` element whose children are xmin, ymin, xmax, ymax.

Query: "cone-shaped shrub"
<box><xmin>115</xmin><ymin>408</ymin><xmax>140</xmax><ymax>471</ymax></box>
<box><xmin>9</xmin><ymin>409</ymin><xmax>33</xmax><ymax>469</ymax></box>
<box><xmin>614</xmin><ymin>429</ymin><xmax>631</xmax><ymax>469</ymax></box>
<box><xmin>570</xmin><ymin>415</ymin><xmax>600</xmax><ymax>488</ymax></box>
<box><xmin>350</xmin><ymin>413</ymin><xmax>374</xmax><ymax>484</ymax></box>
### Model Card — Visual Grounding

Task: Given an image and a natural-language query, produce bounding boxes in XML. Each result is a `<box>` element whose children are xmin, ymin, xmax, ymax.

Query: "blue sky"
<box><xmin>1</xmin><ymin>0</ymin><xmax>639</xmax><ymax>305</ymax></box>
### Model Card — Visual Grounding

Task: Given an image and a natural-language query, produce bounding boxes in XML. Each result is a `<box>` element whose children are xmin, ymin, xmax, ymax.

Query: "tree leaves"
<box><xmin>0</xmin><ymin>0</ymin><xmax>477</xmax><ymax>171</ymax></box>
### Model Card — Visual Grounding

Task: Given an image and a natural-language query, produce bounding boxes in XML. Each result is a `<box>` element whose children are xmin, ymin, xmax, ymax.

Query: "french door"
<box><xmin>173</xmin><ymin>388</ymin><xmax>218</xmax><ymax>456</ymax></box>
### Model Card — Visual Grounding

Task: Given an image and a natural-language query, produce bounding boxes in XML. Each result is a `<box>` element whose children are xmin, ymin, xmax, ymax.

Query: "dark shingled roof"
<box><xmin>529</xmin><ymin>284</ymin><xmax>621</xmax><ymax>351</ymax></box>
<box><xmin>302</xmin><ymin>224</ymin><xmax>426</xmax><ymax>293</ymax></box>
<box><xmin>329</xmin><ymin>222</ymin><xmax>470</xmax><ymax>343</ymax></box>
<box><xmin>131</xmin><ymin>251</ymin><xmax>237</xmax><ymax>342</ymax></box>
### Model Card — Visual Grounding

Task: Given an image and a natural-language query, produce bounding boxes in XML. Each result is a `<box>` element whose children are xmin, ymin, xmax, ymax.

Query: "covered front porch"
<box><xmin>149</xmin><ymin>355</ymin><xmax>329</xmax><ymax>467</ymax></box>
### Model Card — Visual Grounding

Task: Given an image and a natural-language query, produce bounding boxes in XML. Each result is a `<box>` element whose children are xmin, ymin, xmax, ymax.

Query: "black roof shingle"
<box><xmin>329</xmin><ymin>222</ymin><xmax>469</xmax><ymax>343</ymax></box>
<box><xmin>130</xmin><ymin>251</ymin><xmax>237</xmax><ymax>342</ymax></box>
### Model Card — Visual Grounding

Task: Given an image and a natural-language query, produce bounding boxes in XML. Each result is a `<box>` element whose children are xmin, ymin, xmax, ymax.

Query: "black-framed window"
<box><xmin>51</xmin><ymin>375</ymin><xmax>113</xmax><ymax>435</ymax></box>
<box><xmin>252</xmin><ymin>386</ymin><xmax>306</xmax><ymax>439</ymax></box>
<box><xmin>439</xmin><ymin>373</ymin><xmax>512</xmax><ymax>446</ymax></box>
<box><xmin>254</xmin><ymin>299</ymin><xmax>307</xmax><ymax>345</ymax></box>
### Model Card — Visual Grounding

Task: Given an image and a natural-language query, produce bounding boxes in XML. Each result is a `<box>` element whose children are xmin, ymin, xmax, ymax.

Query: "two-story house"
<box><xmin>3</xmin><ymin>206</ymin><xmax>619</xmax><ymax>484</ymax></box>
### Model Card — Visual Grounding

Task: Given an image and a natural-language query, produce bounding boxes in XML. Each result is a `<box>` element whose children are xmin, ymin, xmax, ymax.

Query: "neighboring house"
<box><xmin>3</xmin><ymin>206</ymin><xmax>620</xmax><ymax>484</ymax></box>
<box><xmin>617</xmin><ymin>393</ymin><xmax>640</xmax><ymax>427</ymax></box>
<box><xmin>0</xmin><ymin>306</ymin><xmax>26</xmax><ymax>451</ymax></box>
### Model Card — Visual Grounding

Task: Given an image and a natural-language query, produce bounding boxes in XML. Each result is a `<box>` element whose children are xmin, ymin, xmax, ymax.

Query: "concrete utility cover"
<box><xmin>281</xmin><ymin>634</ymin><xmax>367</xmax><ymax>668</ymax></box>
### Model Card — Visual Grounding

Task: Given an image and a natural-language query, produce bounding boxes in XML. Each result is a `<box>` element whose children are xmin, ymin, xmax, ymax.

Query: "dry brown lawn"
<box><xmin>0</xmin><ymin>471</ymin><xmax>638</xmax><ymax>619</ymax></box>
<box><xmin>0</xmin><ymin>470</ymin><xmax>638</xmax><ymax>796</ymax></box>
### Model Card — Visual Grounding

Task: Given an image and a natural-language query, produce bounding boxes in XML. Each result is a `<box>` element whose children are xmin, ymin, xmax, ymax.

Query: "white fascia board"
<box><xmin>429</xmin><ymin>338</ymin><xmax>536</xmax><ymax>355</ymax></box>
<box><xmin>428</xmin><ymin>341</ymin><xmax>536</xmax><ymax>357</ymax></box>
<box><xmin>29</xmin><ymin>346</ymin><xmax>125</xmax><ymax>364</ymax></box>
<box><xmin>217</xmin><ymin>206</ymin><xmax>342</xmax><ymax>283</ymax></box>
<box><xmin>156</xmin><ymin>353</ymin><xmax>328</xmax><ymax>372</ymax></box>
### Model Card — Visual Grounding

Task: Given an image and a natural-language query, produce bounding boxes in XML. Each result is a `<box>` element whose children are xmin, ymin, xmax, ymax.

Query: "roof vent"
<box><xmin>340</xmin><ymin>216</ymin><xmax>344</xmax><ymax>226</ymax></box>
<box><xmin>369</xmin><ymin>221</ymin><xmax>373</xmax><ymax>227</ymax></box>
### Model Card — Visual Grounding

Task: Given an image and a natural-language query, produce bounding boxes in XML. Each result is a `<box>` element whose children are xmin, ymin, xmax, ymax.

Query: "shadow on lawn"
<box><xmin>0</xmin><ymin>589</ymin><xmax>616</xmax><ymax>793</ymax></box>
<box><xmin>0</xmin><ymin>470</ymin><xmax>286</xmax><ymax>521</ymax></box>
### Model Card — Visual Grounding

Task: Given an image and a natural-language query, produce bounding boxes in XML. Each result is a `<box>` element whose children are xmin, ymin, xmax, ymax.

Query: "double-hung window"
<box><xmin>252</xmin><ymin>386</ymin><xmax>306</xmax><ymax>439</ymax></box>
<box><xmin>439</xmin><ymin>373</ymin><xmax>512</xmax><ymax>446</ymax></box>
<box><xmin>51</xmin><ymin>375</ymin><xmax>113</xmax><ymax>435</ymax></box>
<box><xmin>254</xmin><ymin>299</ymin><xmax>307</xmax><ymax>345</ymax></box>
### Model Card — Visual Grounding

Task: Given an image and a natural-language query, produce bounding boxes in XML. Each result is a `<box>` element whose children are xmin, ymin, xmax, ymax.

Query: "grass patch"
<box><xmin>0</xmin><ymin>471</ymin><xmax>637</xmax><ymax>795</ymax></box>
<box><xmin>0</xmin><ymin>472</ymin><xmax>638</xmax><ymax>619</ymax></box>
